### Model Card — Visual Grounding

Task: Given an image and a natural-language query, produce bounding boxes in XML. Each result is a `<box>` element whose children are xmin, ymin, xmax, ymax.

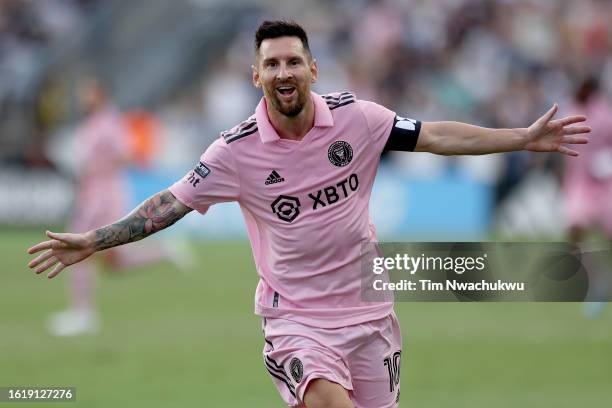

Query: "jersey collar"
<box><xmin>255</xmin><ymin>91</ymin><xmax>334</xmax><ymax>143</ymax></box>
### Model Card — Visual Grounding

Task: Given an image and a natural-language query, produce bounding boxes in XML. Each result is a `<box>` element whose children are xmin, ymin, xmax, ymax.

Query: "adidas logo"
<box><xmin>265</xmin><ymin>170</ymin><xmax>285</xmax><ymax>185</ymax></box>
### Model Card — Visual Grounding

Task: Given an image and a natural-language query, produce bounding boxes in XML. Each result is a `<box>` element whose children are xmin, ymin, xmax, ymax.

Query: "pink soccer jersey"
<box><xmin>72</xmin><ymin>105</ymin><xmax>130</xmax><ymax>232</ymax></box>
<box><xmin>563</xmin><ymin>95</ymin><xmax>612</xmax><ymax>233</ymax></box>
<box><xmin>170</xmin><ymin>92</ymin><xmax>421</xmax><ymax>328</ymax></box>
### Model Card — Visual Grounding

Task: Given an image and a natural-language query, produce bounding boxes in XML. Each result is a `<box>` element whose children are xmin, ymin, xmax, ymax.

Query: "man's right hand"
<box><xmin>28</xmin><ymin>231</ymin><xmax>96</xmax><ymax>278</ymax></box>
<box><xmin>26</xmin><ymin>189</ymin><xmax>193</xmax><ymax>279</ymax></box>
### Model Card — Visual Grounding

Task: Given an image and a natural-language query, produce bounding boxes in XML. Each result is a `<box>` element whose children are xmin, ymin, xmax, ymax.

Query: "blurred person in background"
<box><xmin>47</xmin><ymin>76</ymin><xmax>179</xmax><ymax>337</ymax></box>
<box><xmin>563</xmin><ymin>75</ymin><xmax>612</xmax><ymax>317</ymax></box>
<box><xmin>27</xmin><ymin>20</ymin><xmax>591</xmax><ymax>407</ymax></box>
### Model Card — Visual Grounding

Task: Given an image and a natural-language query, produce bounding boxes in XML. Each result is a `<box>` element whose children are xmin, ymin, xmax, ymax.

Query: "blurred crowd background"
<box><xmin>1</xmin><ymin>0</ymin><xmax>612</xmax><ymax>239</ymax></box>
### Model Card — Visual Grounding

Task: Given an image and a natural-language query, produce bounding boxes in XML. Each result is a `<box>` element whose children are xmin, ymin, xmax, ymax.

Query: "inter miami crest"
<box><xmin>289</xmin><ymin>357</ymin><xmax>303</xmax><ymax>383</ymax></box>
<box><xmin>328</xmin><ymin>141</ymin><xmax>353</xmax><ymax>167</ymax></box>
<box><xmin>271</xmin><ymin>195</ymin><xmax>301</xmax><ymax>223</ymax></box>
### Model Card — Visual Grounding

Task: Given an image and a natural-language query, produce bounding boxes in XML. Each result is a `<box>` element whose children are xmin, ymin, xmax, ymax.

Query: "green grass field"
<box><xmin>1</xmin><ymin>230</ymin><xmax>611</xmax><ymax>407</ymax></box>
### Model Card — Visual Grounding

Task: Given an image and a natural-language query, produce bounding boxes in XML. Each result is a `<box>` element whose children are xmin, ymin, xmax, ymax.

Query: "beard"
<box><xmin>266</xmin><ymin>84</ymin><xmax>308</xmax><ymax>117</ymax></box>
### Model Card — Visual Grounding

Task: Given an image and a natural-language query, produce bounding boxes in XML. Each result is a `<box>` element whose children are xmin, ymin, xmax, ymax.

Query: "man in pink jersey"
<box><xmin>49</xmin><ymin>76</ymin><xmax>175</xmax><ymax>336</ymax></box>
<box><xmin>562</xmin><ymin>76</ymin><xmax>612</xmax><ymax>317</ymax></box>
<box><xmin>563</xmin><ymin>76</ymin><xmax>612</xmax><ymax>241</ymax></box>
<box><xmin>28</xmin><ymin>21</ymin><xmax>590</xmax><ymax>407</ymax></box>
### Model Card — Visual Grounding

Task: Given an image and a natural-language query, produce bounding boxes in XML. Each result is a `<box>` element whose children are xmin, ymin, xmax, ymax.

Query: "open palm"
<box><xmin>525</xmin><ymin>104</ymin><xmax>591</xmax><ymax>156</ymax></box>
<box><xmin>27</xmin><ymin>231</ymin><xmax>95</xmax><ymax>278</ymax></box>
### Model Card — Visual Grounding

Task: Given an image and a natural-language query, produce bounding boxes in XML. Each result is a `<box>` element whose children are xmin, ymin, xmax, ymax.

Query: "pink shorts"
<box><xmin>262</xmin><ymin>312</ymin><xmax>402</xmax><ymax>408</ymax></box>
<box><xmin>564</xmin><ymin>178</ymin><xmax>612</xmax><ymax>235</ymax></box>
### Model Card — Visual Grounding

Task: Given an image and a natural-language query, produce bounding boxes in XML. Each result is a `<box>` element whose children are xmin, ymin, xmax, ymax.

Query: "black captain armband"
<box><xmin>383</xmin><ymin>116</ymin><xmax>422</xmax><ymax>152</ymax></box>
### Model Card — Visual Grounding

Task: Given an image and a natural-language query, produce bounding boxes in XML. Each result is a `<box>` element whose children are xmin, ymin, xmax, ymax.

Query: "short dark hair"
<box><xmin>254</xmin><ymin>20</ymin><xmax>311</xmax><ymax>58</ymax></box>
<box><xmin>574</xmin><ymin>75</ymin><xmax>599</xmax><ymax>104</ymax></box>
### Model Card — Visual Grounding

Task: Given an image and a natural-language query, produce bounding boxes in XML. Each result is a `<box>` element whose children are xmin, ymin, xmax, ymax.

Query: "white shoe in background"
<box><xmin>47</xmin><ymin>309</ymin><xmax>100</xmax><ymax>337</ymax></box>
<box><xmin>166</xmin><ymin>238</ymin><xmax>197</xmax><ymax>272</ymax></box>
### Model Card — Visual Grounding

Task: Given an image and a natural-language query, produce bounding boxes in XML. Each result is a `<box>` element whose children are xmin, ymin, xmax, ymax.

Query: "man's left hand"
<box><xmin>524</xmin><ymin>103</ymin><xmax>591</xmax><ymax>156</ymax></box>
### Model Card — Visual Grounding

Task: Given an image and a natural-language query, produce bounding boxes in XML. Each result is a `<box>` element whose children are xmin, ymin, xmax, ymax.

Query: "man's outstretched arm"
<box><xmin>416</xmin><ymin>104</ymin><xmax>591</xmax><ymax>156</ymax></box>
<box><xmin>27</xmin><ymin>189</ymin><xmax>193</xmax><ymax>278</ymax></box>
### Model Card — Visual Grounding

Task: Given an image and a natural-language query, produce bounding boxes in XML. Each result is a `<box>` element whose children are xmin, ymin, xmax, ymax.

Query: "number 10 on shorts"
<box><xmin>384</xmin><ymin>351</ymin><xmax>402</xmax><ymax>393</ymax></box>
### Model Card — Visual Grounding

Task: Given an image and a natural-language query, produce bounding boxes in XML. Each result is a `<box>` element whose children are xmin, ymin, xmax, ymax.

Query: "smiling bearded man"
<box><xmin>28</xmin><ymin>20</ymin><xmax>591</xmax><ymax>408</ymax></box>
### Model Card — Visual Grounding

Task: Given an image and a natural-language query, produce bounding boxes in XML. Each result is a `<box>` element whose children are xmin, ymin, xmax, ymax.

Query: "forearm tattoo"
<box><xmin>93</xmin><ymin>190</ymin><xmax>192</xmax><ymax>251</ymax></box>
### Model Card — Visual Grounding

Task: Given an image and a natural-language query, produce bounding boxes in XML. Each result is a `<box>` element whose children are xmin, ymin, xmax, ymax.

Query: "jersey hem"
<box><xmin>168</xmin><ymin>184</ymin><xmax>208</xmax><ymax>214</ymax></box>
<box><xmin>254</xmin><ymin>302</ymin><xmax>394</xmax><ymax>329</ymax></box>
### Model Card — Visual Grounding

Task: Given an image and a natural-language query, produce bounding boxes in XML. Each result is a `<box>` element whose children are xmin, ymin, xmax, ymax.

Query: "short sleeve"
<box><xmin>358</xmin><ymin>100</ymin><xmax>421</xmax><ymax>154</ymax></box>
<box><xmin>169</xmin><ymin>138</ymin><xmax>240</xmax><ymax>214</ymax></box>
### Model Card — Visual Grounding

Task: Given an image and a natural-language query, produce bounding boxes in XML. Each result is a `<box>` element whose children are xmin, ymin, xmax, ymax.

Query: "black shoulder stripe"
<box><xmin>222</xmin><ymin>122</ymin><xmax>250</xmax><ymax>140</ymax></box>
<box><xmin>235</xmin><ymin>119</ymin><xmax>257</xmax><ymax>132</ymax></box>
<box><xmin>321</xmin><ymin>91</ymin><xmax>352</xmax><ymax>99</ymax></box>
<box><xmin>322</xmin><ymin>92</ymin><xmax>353</xmax><ymax>103</ymax></box>
<box><xmin>323</xmin><ymin>92</ymin><xmax>356</xmax><ymax>110</ymax></box>
<box><xmin>224</xmin><ymin>126</ymin><xmax>258</xmax><ymax>144</ymax></box>
<box><xmin>329</xmin><ymin>99</ymin><xmax>355</xmax><ymax>110</ymax></box>
<box><xmin>222</xmin><ymin>119</ymin><xmax>258</xmax><ymax>144</ymax></box>
<box><xmin>228</xmin><ymin>119</ymin><xmax>257</xmax><ymax>135</ymax></box>
<box><xmin>325</xmin><ymin>96</ymin><xmax>354</xmax><ymax>105</ymax></box>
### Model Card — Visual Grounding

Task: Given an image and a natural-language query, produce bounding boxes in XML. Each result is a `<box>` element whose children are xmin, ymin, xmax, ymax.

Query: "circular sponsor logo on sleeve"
<box><xmin>328</xmin><ymin>141</ymin><xmax>353</xmax><ymax>167</ymax></box>
<box><xmin>289</xmin><ymin>357</ymin><xmax>304</xmax><ymax>383</ymax></box>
